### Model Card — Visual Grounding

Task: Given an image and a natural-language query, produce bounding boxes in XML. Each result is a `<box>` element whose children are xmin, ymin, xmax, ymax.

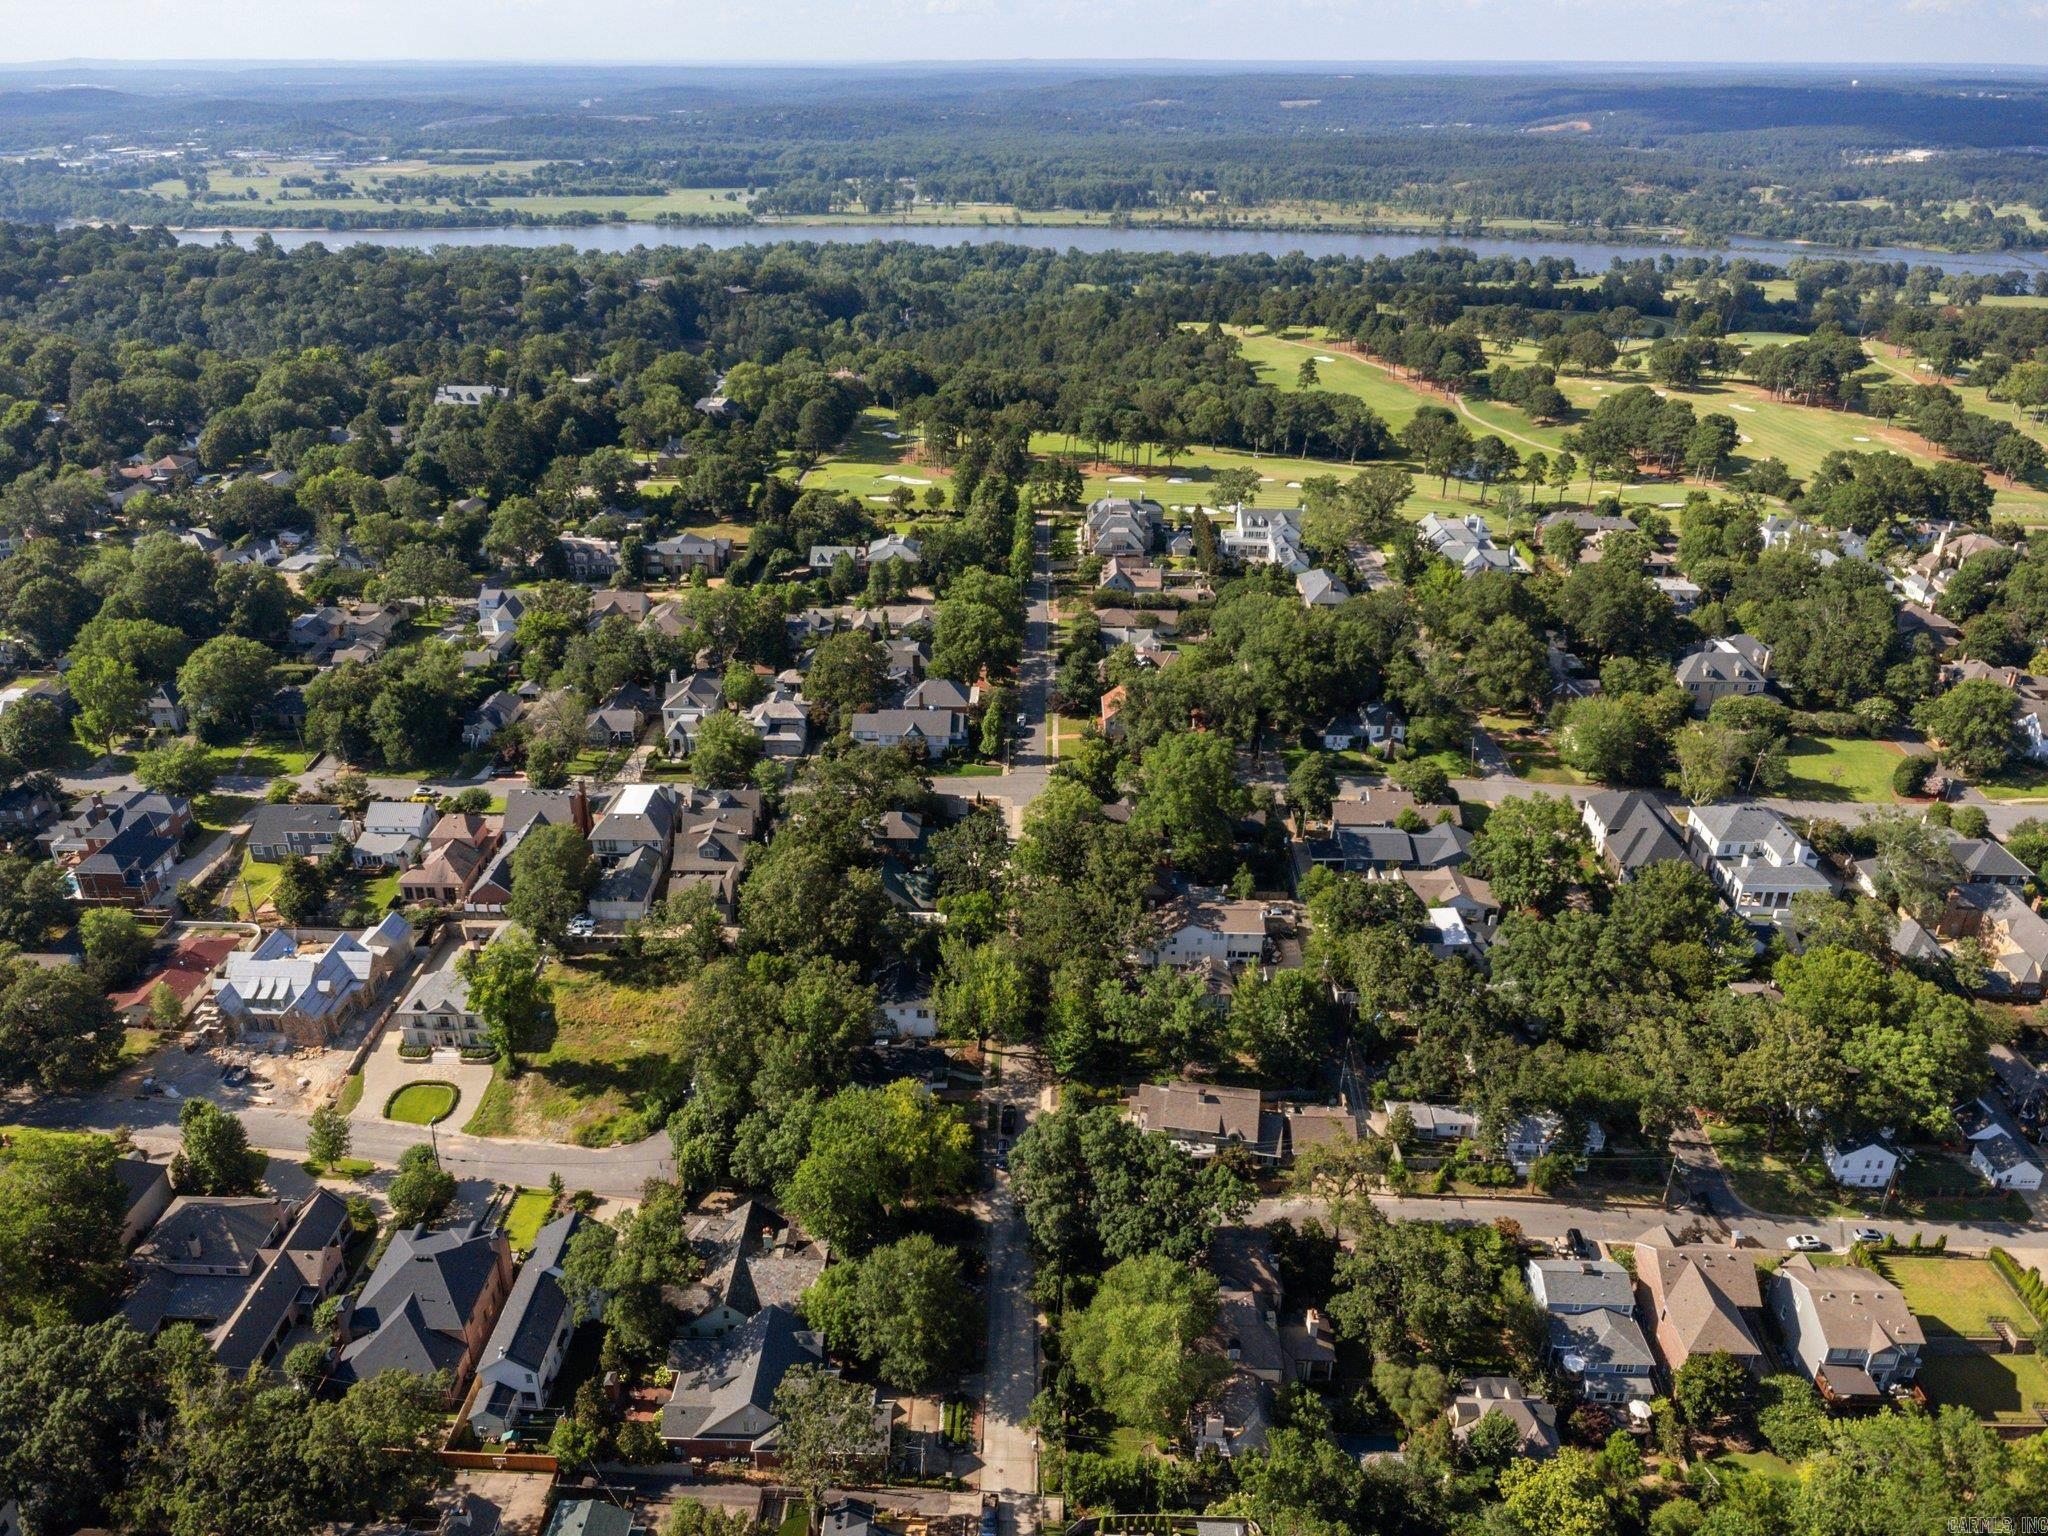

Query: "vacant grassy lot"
<box><xmin>227</xmin><ymin>851</ymin><xmax>284</xmax><ymax>918</ymax></box>
<box><xmin>1712</xmin><ymin>1123</ymin><xmax>2026</xmax><ymax>1222</ymax></box>
<box><xmin>1779</xmin><ymin>735</ymin><xmax>1903</xmax><ymax>803</ymax></box>
<box><xmin>385</xmin><ymin>1081</ymin><xmax>460</xmax><ymax>1125</ymax></box>
<box><xmin>461</xmin><ymin>956</ymin><xmax>691</xmax><ymax>1146</ymax></box>
<box><xmin>503</xmin><ymin>1188</ymin><xmax>556</xmax><ymax>1253</ymax></box>
<box><xmin>1882</xmin><ymin>1255</ymin><xmax>2032</xmax><ymax>1339</ymax></box>
<box><xmin>1920</xmin><ymin>1350</ymin><xmax>2048</xmax><ymax>1421</ymax></box>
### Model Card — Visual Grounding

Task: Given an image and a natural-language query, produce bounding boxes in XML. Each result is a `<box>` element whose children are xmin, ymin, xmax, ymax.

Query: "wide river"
<box><xmin>172</xmin><ymin>220</ymin><xmax>2048</xmax><ymax>275</ymax></box>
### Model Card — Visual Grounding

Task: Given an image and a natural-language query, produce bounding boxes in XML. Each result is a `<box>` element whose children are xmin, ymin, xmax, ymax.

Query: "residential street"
<box><xmin>934</xmin><ymin>513</ymin><xmax>1054</xmax><ymax>823</ymax></box>
<box><xmin>978</xmin><ymin>1046</ymin><xmax>1048</xmax><ymax>1535</ymax></box>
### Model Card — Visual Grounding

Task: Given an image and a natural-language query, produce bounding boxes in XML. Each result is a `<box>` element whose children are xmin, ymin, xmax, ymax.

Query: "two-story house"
<box><xmin>469</xmin><ymin>1210</ymin><xmax>588</xmax><ymax>1441</ymax></box>
<box><xmin>1767</xmin><ymin>1256</ymin><xmax>1925</xmax><ymax>1405</ymax></box>
<box><xmin>1685</xmin><ymin>803</ymin><xmax>1831</xmax><ymax>924</ymax></box>
<box><xmin>1527</xmin><ymin>1258</ymin><xmax>1656</xmax><ymax>1407</ymax></box>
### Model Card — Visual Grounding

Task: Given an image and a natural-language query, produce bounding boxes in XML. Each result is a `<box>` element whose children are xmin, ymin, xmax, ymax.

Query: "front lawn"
<box><xmin>384</xmin><ymin>1081</ymin><xmax>460</xmax><ymax>1125</ymax></box>
<box><xmin>194</xmin><ymin>793</ymin><xmax>257</xmax><ymax>836</ymax></box>
<box><xmin>503</xmin><ymin>1187</ymin><xmax>556</xmax><ymax>1253</ymax></box>
<box><xmin>207</xmin><ymin>740</ymin><xmax>318</xmax><ymax>780</ymax></box>
<box><xmin>461</xmin><ymin>955</ymin><xmax>691</xmax><ymax>1146</ymax></box>
<box><xmin>1779</xmin><ymin>735</ymin><xmax>1903</xmax><ymax>803</ymax></box>
<box><xmin>1709</xmin><ymin>1123</ymin><xmax>2026</xmax><ymax>1223</ymax></box>
<box><xmin>227</xmin><ymin>852</ymin><xmax>284</xmax><ymax>917</ymax></box>
<box><xmin>1919</xmin><ymin>1350</ymin><xmax>2048</xmax><ymax>1421</ymax></box>
<box><xmin>1881</xmin><ymin>1255</ymin><xmax>2035</xmax><ymax>1339</ymax></box>
<box><xmin>1976</xmin><ymin>760</ymin><xmax>2048</xmax><ymax>802</ymax></box>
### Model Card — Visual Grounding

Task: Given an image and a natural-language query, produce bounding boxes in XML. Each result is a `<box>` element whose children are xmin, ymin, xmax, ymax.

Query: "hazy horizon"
<box><xmin>4</xmin><ymin>1</ymin><xmax>2047</xmax><ymax>69</ymax></box>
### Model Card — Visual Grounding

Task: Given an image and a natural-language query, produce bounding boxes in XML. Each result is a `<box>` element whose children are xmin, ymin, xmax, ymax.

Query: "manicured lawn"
<box><xmin>503</xmin><ymin>1187</ymin><xmax>556</xmax><ymax>1253</ymax></box>
<box><xmin>941</xmin><ymin>762</ymin><xmax>1004</xmax><ymax>778</ymax></box>
<box><xmin>461</xmin><ymin>956</ymin><xmax>691</xmax><ymax>1146</ymax></box>
<box><xmin>1703</xmin><ymin>1449</ymin><xmax>1799</xmax><ymax>1483</ymax></box>
<box><xmin>384</xmin><ymin>1081</ymin><xmax>460</xmax><ymax>1125</ymax></box>
<box><xmin>227</xmin><ymin>852</ymin><xmax>284</xmax><ymax>918</ymax></box>
<box><xmin>1975</xmin><ymin>761</ymin><xmax>2048</xmax><ymax>802</ymax></box>
<box><xmin>1779</xmin><ymin>735</ymin><xmax>1903</xmax><ymax>803</ymax></box>
<box><xmin>194</xmin><ymin>793</ymin><xmax>257</xmax><ymax>835</ymax></box>
<box><xmin>800</xmin><ymin>406</ymin><xmax>950</xmax><ymax>500</ymax></box>
<box><xmin>1920</xmin><ymin>1350</ymin><xmax>2048</xmax><ymax>1421</ymax></box>
<box><xmin>1881</xmin><ymin>1255</ymin><xmax>2034</xmax><ymax>1339</ymax></box>
<box><xmin>1710</xmin><ymin>1123</ymin><xmax>2026</xmax><ymax>1223</ymax></box>
<box><xmin>207</xmin><ymin>740</ymin><xmax>317</xmax><ymax>780</ymax></box>
<box><xmin>303</xmin><ymin>1156</ymin><xmax>375</xmax><ymax>1179</ymax></box>
<box><xmin>336</xmin><ymin>1072</ymin><xmax>364</xmax><ymax>1115</ymax></box>
<box><xmin>352</xmin><ymin>868</ymin><xmax>404</xmax><ymax>913</ymax></box>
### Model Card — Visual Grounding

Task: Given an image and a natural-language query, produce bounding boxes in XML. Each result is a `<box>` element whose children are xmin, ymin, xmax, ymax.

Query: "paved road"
<box><xmin>1251</xmin><ymin>1187</ymin><xmax>2041</xmax><ymax>1254</ymax></box>
<box><xmin>979</xmin><ymin>1047</ymin><xmax>1047</xmax><ymax>1535</ymax></box>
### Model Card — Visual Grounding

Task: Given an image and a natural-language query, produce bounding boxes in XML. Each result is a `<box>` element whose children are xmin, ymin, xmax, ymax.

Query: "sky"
<box><xmin>6</xmin><ymin>0</ymin><xmax>2048</xmax><ymax>67</ymax></box>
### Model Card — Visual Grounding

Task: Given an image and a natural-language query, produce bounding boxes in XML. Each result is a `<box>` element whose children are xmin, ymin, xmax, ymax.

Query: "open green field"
<box><xmin>462</xmin><ymin>956</ymin><xmax>691</xmax><ymax>1146</ymax></box>
<box><xmin>1238</xmin><ymin>323</ymin><xmax>2048</xmax><ymax>524</ymax></box>
<box><xmin>1881</xmin><ymin>1255</ymin><xmax>2032</xmax><ymax>1339</ymax></box>
<box><xmin>503</xmin><ymin>1188</ymin><xmax>556</xmax><ymax>1253</ymax></box>
<box><xmin>1920</xmin><ymin>1350</ymin><xmax>2048</xmax><ymax>1421</ymax></box>
<box><xmin>1780</xmin><ymin>735</ymin><xmax>1904</xmax><ymax>803</ymax></box>
<box><xmin>207</xmin><ymin>740</ymin><xmax>318</xmax><ymax>780</ymax></box>
<box><xmin>384</xmin><ymin>1081</ymin><xmax>460</xmax><ymax>1125</ymax></box>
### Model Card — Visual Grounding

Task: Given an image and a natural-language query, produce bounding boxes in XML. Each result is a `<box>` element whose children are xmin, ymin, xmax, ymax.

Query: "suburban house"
<box><xmin>1400</xmin><ymin>868</ymin><xmax>1501</xmax><ymax>942</ymax></box>
<box><xmin>394</xmin><ymin>948</ymin><xmax>491</xmax><ymax>1052</ymax></box>
<box><xmin>212</xmin><ymin>914</ymin><xmax>416</xmax><ymax>1047</ymax></box>
<box><xmin>1935</xmin><ymin>882</ymin><xmax>2048</xmax><ymax>997</ymax></box>
<box><xmin>590</xmin><ymin>783</ymin><xmax>676</xmax><ymax>867</ymax></box>
<box><xmin>245</xmin><ymin>802</ymin><xmax>351</xmax><ymax>863</ymax></box>
<box><xmin>1821</xmin><ymin>1135</ymin><xmax>1901</xmax><ymax>1190</ymax></box>
<box><xmin>1417</xmin><ymin>512</ymin><xmax>1526</xmax><ymax>576</ymax></box>
<box><xmin>46</xmin><ymin>788</ymin><xmax>191</xmax><ymax>861</ymax></box>
<box><xmin>1295</xmin><ymin>568</ymin><xmax>1349</xmax><ymax>607</ymax></box>
<box><xmin>1125</xmin><ymin>1081</ymin><xmax>1350</xmax><ymax>1166</ymax></box>
<box><xmin>850</xmin><ymin>708</ymin><xmax>968</xmax><ymax>757</ymax></box>
<box><xmin>1083</xmin><ymin>497</ymin><xmax>1162</xmax><ymax>558</ymax></box>
<box><xmin>1306</xmin><ymin>823</ymin><xmax>1473</xmax><ymax>877</ymax></box>
<box><xmin>478</xmin><ymin>587</ymin><xmax>525</xmax><ymax>638</ymax></box>
<box><xmin>1527</xmin><ymin>1259</ymin><xmax>1656</xmax><ymax>1406</ymax></box>
<box><xmin>287</xmin><ymin>602</ymin><xmax>405</xmax><ymax>664</ymax></box>
<box><xmin>1630</xmin><ymin>1225</ymin><xmax>1765</xmax><ymax>1376</ymax></box>
<box><xmin>353</xmin><ymin>801</ymin><xmax>437</xmax><ymax>869</ymax></box>
<box><xmin>900</xmin><ymin>677</ymin><xmax>976</xmax><ymax>713</ymax></box>
<box><xmin>1674</xmin><ymin>634</ymin><xmax>1772</xmax><ymax>712</ymax></box>
<box><xmin>463</xmin><ymin>691</ymin><xmax>523</xmax><ymax>750</ymax></box>
<box><xmin>661</xmin><ymin>671</ymin><xmax>727</xmax><ymax>753</ymax></box>
<box><xmin>1581</xmin><ymin>791</ymin><xmax>1687</xmax><ymax>882</ymax></box>
<box><xmin>469</xmin><ymin>1211</ymin><xmax>588</xmax><ymax>1442</ymax></box>
<box><xmin>333</xmin><ymin>1218</ymin><xmax>515</xmax><ymax>1397</ymax></box>
<box><xmin>558</xmin><ymin>535</ymin><xmax>620</xmax><ymax>582</ymax></box>
<box><xmin>746</xmin><ymin>686</ymin><xmax>811</xmax><ymax>758</ymax></box>
<box><xmin>676</xmin><ymin>1198</ymin><xmax>829</xmax><ymax>1339</ymax></box>
<box><xmin>1445</xmin><ymin>1378</ymin><xmax>1559</xmax><ymax>1460</ymax></box>
<box><xmin>1318</xmin><ymin>701</ymin><xmax>1404</xmax><ymax>754</ymax></box>
<box><xmin>69</xmin><ymin>816</ymin><xmax>181</xmax><ymax>908</ymax></box>
<box><xmin>1138</xmin><ymin>892</ymin><xmax>1273</xmax><ymax>969</ymax></box>
<box><xmin>435</xmin><ymin>383</ymin><xmax>507</xmax><ymax>406</ymax></box>
<box><xmin>1221</xmin><ymin>504</ymin><xmax>1309</xmax><ymax>572</ymax></box>
<box><xmin>589</xmin><ymin>845</ymin><xmax>665</xmax><ymax>923</ymax></box>
<box><xmin>0</xmin><ymin>779</ymin><xmax>59</xmax><ymax>837</ymax></box>
<box><xmin>1950</xmin><ymin>836</ymin><xmax>2033</xmax><ymax>888</ymax></box>
<box><xmin>1767</xmin><ymin>1256</ymin><xmax>1925</xmax><ymax>1405</ymax></box>
<box><xmin>400</xmin><ymin>819</ymin><xmax>501</xmax><ymax>906</ymax></box>
<box><xmin>865</xmin><ymin>534</ymin><xmax>922</xmax><ymax>567</ymax></box>
<box><xmin>1954</xmin><ymin>1095</ymin><xmax>2046</xmax><ymax>1190</ymax></box>
<box><xmin>1685</xmin><ymin>803</ymin><xmax>1830</xmax><ymax>923</ymax></box>
<box><xmin>876</xmin><ymin>963</ymin><xmax>936</xmax><ymax>1039</ymax></box>
<box><xmin>1099</xmin><ymin>555</ymin><xmax>1164</xmax><ymax>595</ymax></box>
<box><xmin>110</xmin><ymin>932</ymin><xmax>241</xmax><ymax>1025</ymax></box>
<box><xmin>146</xmin><ymin>681</ymin><xmax>187</xmax><ymax>733</ymax></box>
<box><xmin>668</xmin><ymin>821</ymin><xmax>751</xmax><ymax>918</ymax></box>
<box><xmin>115</xmin><ymin>1156</ymin><xmax>175</xmax><ymax>1248</ymax></box>
<box><xmin>122</xmin><ymin>1190</ymin><xmax>351</xmax><ymax>1374</ymax></box>
<box><xmin>1194</xmin><ymin>1228</ymin><xmax>1337</xmax><ymax>1459</ymax></box>
<box><xmin>661</xmin><ymin>1305</ymin><xmax>888</xmax><ymax>1462</ymax></box>
<box><xmin>644</xmin><ymin>533</ymin><xmax>733</xmax><ymax>579</ymax></box>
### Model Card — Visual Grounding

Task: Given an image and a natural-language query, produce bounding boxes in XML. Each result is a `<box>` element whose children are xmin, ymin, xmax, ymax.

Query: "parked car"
<box><xmin>1560</xmin><ymin>1227</ymin><xmax>1590</xmax><ymax>1258</ymax></box>
<box><xmin>1851</xmin><ymin>1227</ymin><xmax>1888</xmax><ymax>1245</ymax></box>
<box><xmin>1785</xmin><ymin>1233</ymin><xmax>1830</xmax><ymax>1252</ymax></box>
<box><xmin>980</xmin><ymin>1497</ymin><xmax>999</xmax><ymax>1536</ymax></box>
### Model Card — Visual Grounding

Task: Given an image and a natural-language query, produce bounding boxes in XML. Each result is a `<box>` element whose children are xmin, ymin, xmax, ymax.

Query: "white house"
<box><xmin>1138</xmin><ymin>893</ymin><xmax>1271</xmax><ymax>968</ymax></box>
<box><xmin>469</xmin><ymin>1211</ymin><xmax>586</xmax><ymax>1442</ymax></box>
<box><xmin>352</xmin><ymin>801</ymin><xmax>437</xmax><ymax>869</ymax></box>
<box><xmin>1822</xmin><ymin>1136</ymin><xmax>1900</xmax><ymax>1190</ymax></box>
<box><xmin>1956</xmin><ymin>1096</ymin><xmax>2046</xmax><ymax>1191</ymax></box>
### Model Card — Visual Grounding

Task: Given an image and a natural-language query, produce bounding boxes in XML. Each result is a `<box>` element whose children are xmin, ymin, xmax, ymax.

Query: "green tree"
<box><xmin>1469</xmin><ymin>793</ymin><xmax>1589</xmax><ymax>912</ymax></box>
<box><xmin>175</xmin><ymin>635</ymin><xmax>276</xmax><ymax>737</ymax></box>
<box><xmin>507</xmin><ymin>822</ymin><xmax>593</xmax><ymax>948</ymax></box>
<box><xmin>135</xmin><ymin>736</ymin><xmax>219</xmax><ymax>800</ymax></box>
<box><xmin>1672</xmin><ymin>1350</ymin><xmax>1754</xmax><ymax>1433</ymax></box>
<box><xmin>172</xmin><ymin>1099</ymin><xmax>257</xmax><ymax>1195</ymax></box>
<box><xmin>0</xmin><ymin>959</ymin><xmax>124</xmax><ymax>1092</ymax></box>
<box><xmin>1496</xmin><ymin>1447</ymin><xmax>1625</xmax><ymax>1536</ymax></box>
<box><xmin>69</xmin><ymin>652</ymin><xmax>147</xmax><ymax>752</ymax></box>
<box><xmin>0</xmin><ymin>1320</ymin><xmax>168</xmax><ymax>1534</ymax></box>
<box><xmin>1287</xmin><ymin>751</ymin><xmax>1337</xmax><ymax>828</ymax></box>
<box><xmin>1127</xmin><ymin>730</ymin><xmax>1248</xmax><ymax>880</ymax></box>
<box><xmin>78</xmin><ymin>906</ymin><xmax>152</xmax><ymax>989</ymax></box>
<box><xmin>306</xmin><ymin>1103</ymin><xmax>352</xmax><ymax>1171</ymax></box>
<box><xmin>782</xmin><ymin>1080</ymin><xmax>975</xmax><ymax>1254</ymax></box>
<box><xmin>0</xmin><ymin>1133</ymin><xmax>127</xmax><ymax>1328</ymax></box>
<box><xmin>1914</xmin><ymin>678</ymin><xmax>2021</xmax><ymax>778</ymax></box>
<box><xmin>803</xmin><ymin>630</ymin><xmax>889</xmax><ymax>726</ymax></box>
<box><xmin>799</xmin><ymin>1233</ymin><xmax>975</xmax><ymax>1390</ymax></box>
<box><xmin>272</xmin><ymin>856</ymin><xmax>328</xmax><ymax>926</ymax></box>
<box><xmin>457</xmin><ymin>927</ymin><xmax>551</xmax><ymax>1073</ymax></box>
<box><xmin>1063</xmin><ymin>1253</ymin><xmax>1227</xmax><ymax>1433</ymax></box>
<box><xmin>387</xmin><ymin>1143</ymin><xmax>456</xmax><ymax>1227</ymax></box>
<box><xmin>772</xmin><ymin>1366</ymin><xmax>887</xmax><ymax>1513</ymax></box>
<box><xmin>0</xmin><ymin>694</ymin><xmax>70</xmax><ymax>767</ymax></box>
<box><xmin>689</xmin><ymin>709</ymin><xmax>764</xmax><ymax>788</ymax></box>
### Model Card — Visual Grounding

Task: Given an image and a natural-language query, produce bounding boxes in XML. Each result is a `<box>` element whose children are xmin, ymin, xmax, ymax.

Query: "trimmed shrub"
<box><xmin>1893</xmin><ymin>753</ymin><xmax>1936</xmax><ymax>797</ymax></box>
